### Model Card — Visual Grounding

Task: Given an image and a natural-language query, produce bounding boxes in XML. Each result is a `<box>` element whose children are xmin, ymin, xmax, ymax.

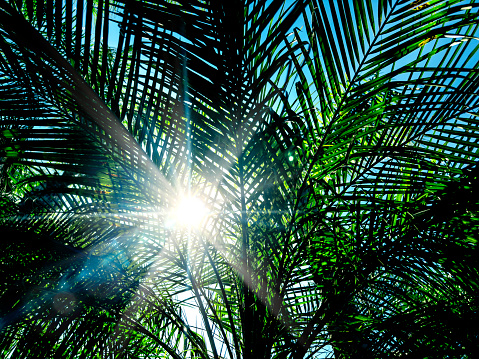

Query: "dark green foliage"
<box><xmin>1</xmin><ymin>0</ymin><xmax>479</xmax><ymax>358</ymax></box>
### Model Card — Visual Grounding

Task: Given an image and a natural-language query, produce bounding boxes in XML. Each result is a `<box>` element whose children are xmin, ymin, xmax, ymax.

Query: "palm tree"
<box><xmin>1</xmin><ymin>0</ymin><xmax>479</xmax><ymax>357</ymax></box>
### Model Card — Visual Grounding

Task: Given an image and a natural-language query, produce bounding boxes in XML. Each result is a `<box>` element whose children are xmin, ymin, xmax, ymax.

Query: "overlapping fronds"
<box><xmin>284</xmin><ymin>1</ymin><xmax>479</xmax><ymax>357</ymax></box>
<box><xmin>1</xmin><ymin>0</ymin><xmax>479</xmax><ymax>358</ymax></box>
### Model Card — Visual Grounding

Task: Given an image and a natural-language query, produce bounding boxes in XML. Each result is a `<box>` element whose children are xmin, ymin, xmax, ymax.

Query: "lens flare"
<box><xmin>173</xmin><ymin>196</ymin><xmax>208</xmax><ymax>228</ymax></box>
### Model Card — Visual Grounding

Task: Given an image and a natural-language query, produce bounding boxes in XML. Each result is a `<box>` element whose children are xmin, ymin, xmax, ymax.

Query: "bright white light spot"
<box><xmin>174</xmin><ymin>196</ymin><xmax>209</xmax><ymax>228</ymax></box>
<box><xmin>289</xmin><ymin>155</ymin><xmax>294</xmax><ymax>161</ymax></box>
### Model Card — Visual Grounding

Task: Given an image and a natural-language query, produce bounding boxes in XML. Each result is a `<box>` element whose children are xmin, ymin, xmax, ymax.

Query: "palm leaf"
<box><xmin>1</xmin><ymin>0</ymin><xmax>479</xmax><ymax>358</ymax></box>
<box><xmin>283</xmin><ymin>1</ymin><xmax>479</xmax><ymax>357</ymax></box>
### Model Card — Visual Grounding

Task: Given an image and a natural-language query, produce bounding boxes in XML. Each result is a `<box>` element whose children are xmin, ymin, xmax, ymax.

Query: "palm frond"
<box><xmin>1</xmin><ymin>0</ymin><xmax>479</xmax><ymax>358</ymax></box>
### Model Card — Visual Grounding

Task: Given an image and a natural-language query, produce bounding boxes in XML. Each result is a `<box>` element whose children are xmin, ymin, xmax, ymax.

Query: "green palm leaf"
<box><xmin>1</xmin><ymin>0</ymin><xmax>479</xmax><ymax>358</ymax></box>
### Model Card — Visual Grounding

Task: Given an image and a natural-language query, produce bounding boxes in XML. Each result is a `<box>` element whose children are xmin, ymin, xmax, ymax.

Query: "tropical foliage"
<box><xmin>1</xmin><ymin>0</ymin><xmax>479</xmax><ymax>357</ymax></box>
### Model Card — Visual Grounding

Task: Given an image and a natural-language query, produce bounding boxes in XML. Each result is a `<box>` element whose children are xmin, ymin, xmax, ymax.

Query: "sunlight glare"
<box><xmin>174</xmin><ymin>196</ymin><xmax>209</xmax><ymax>228</ymax></box>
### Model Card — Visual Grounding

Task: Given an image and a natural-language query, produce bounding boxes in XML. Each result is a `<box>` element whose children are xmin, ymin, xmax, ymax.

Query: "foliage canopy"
<box><xmin>1</xmin><ymin>0</ymin><xmax>479</xmax><ymax>357</ymax></box>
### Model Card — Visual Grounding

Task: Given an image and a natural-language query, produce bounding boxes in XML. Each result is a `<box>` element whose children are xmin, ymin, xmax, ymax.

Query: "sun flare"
<box><xmin>172</xmin><ymin>196</ymin><xmax>209</xmax><ymax>228</ymax></box>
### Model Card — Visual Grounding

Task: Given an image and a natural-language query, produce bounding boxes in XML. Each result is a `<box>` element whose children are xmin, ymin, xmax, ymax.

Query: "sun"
<box><xmin>173</xmin><ymin>196</ymin><xmax>209</xmax><ymax>228</ymax></box>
